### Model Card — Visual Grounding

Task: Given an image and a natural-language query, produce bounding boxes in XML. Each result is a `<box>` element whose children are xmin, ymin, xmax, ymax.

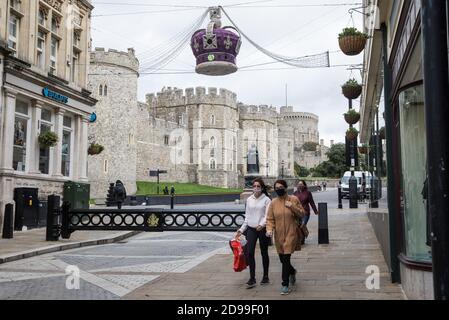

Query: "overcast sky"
<box><xmin>90</xmin><ymin>0</ymin><xmax>366</xmax><ymax>145</ymax></box>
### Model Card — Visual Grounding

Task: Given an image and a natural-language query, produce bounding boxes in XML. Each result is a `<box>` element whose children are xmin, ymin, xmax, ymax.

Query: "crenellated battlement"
<box><xmin>146</xmin><ymin>87</ymin><xmax>238</xmax><ymax>109</ymax></box>
<box><xmin>279</xmin><ymin>108</ymin><xmax>319</xmax><ymax>122</ymax></box>
<box><xmin>90</xmin><ymin>47</ymin><xmax>139</xmax><ymax>74</ymax></box>
<box><xmin>238</xmin><ymin>103</ymin><xmax>278</xmax><ymax>123</ymax></box>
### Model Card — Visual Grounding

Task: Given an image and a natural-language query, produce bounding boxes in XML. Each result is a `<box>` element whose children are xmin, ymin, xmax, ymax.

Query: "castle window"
<box><xmin>164</xmin><ymin>135</ymin><xmax>169</xmax><ymax>146</ymax></box>
<box><xmin>210</xmin><ymin>136</ymin><xmax>216</xmax><ymax>148</ymax></box>
<box><xmin>104</xmin><ymin>159</ymin><xmax>108</xmax><ymax>173</ymax></box>
<box><xmin>210</xmin><ymin>114</ymin><xmax>216</xmax><ymax>125</ymax></box>
<box><xmin>99</xmin><ymin>85</ymin><xmax>103</xmax><ymax>96</ymax></box>
<box><xmin>210</xmin><ymin>148</ymin><xmax>215</xmax><ymax>157</ymax></box>
<box><xmin>104</xmin><ymin>85</ymin><xmax>108</xmax><ymax>96</ymax></box>
<box><xmin>209</xmin><ymin>158</ymin><xmax>216</xmax><ymax>170</ymax></box>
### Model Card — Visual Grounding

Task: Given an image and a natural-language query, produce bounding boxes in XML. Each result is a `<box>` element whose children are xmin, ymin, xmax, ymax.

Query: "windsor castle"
<box><xmin>87</xmin><ymin>48</ymin><xmax>330</xmax><ymax>198</ymax></box>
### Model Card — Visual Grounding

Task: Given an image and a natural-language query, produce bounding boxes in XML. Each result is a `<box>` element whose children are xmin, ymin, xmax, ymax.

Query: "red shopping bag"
<box><xmin>229</xmin><ymin>239</ymin><xmax>248</xmax><ymax>272</ymax></box>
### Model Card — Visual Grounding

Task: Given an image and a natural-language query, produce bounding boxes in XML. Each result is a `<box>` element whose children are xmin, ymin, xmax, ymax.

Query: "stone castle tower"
<box><xmin>87</xmin><ymin>48</ymin><xmax>139</xmax><ymax>198</ymax></box>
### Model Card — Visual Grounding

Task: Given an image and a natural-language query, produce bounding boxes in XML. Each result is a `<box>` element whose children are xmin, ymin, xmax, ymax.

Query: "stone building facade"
<box><xmin>87</xmin><ymin>48</ymin><xmax>327</xmax><ymax>197</ymax></box>
<box><xmin>0</xmin><ymin>0</ymin><xmax>96</xmax><ymax>232</ymax></box>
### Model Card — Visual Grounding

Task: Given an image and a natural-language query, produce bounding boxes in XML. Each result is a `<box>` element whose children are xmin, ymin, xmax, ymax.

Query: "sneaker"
<box><xmin>246</xmin><ymin>279</ymin><xmax>256</xmax><ymax>289</ymax></box>
<box><xmin>289</xmin><ymin>270</ymin><xmax>297</xmax><ymax>286</ymax></box>
<box><xmin>260</xmin><ymin>277</ymin><xmax>270</xmax><ymax>285</ymax></box>
<box><xmin>280</xmin><ymin>286</ymin><xmax>290</xmax><ymax>295</ymax></box>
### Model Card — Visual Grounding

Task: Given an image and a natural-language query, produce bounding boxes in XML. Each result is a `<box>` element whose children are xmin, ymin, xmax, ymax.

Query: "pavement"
<box><xmin>0</xmin><ymin>189</ymin><xmax>405</xmax><ymax>300</ymax></box>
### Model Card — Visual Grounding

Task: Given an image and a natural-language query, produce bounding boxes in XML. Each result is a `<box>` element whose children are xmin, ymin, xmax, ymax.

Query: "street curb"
<box><xmin>0</xmin><ymin>231</ymin><xmax>141</xmax><ymax>265</ymax></box>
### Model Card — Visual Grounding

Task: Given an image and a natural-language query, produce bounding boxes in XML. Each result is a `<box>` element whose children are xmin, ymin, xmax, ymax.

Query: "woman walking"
<box><xmin>235</xmin><ymin>178</ymin><xmax>272</xmax><ymax>288</ymax></box>
<box><xmin>266</xmin><ymin>180</ymin><xmax>305</xmax><ymax>295</ymax></box>
<box><xmin>294</xmin><ymin>180</ymin><xmax>318</xmax><ymax>244</ymax></box>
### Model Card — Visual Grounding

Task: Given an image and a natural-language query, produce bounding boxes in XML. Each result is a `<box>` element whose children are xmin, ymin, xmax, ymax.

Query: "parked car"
<box><xmin>340</xmin><ymin>171</ymin><xmax>373</xmax><ymax>199</ymax></box>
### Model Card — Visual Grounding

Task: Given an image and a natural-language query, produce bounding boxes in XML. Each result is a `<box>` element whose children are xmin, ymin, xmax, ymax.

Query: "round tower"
<box><xmin>87</xmin><ymin>48</ymin><xmax>139</xmax><ymax>199</ymax></box>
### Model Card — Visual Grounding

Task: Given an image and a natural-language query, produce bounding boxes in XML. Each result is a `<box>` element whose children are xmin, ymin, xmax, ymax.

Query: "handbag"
<box><xmin>229</xmin><ymin>239</ymin><xmax>248</xmax><ymax>272</ymax></box>
<box><xmin>295</xmin><ymin>224</ymin><xmax>309</xmax><ymax>251</ymax></box>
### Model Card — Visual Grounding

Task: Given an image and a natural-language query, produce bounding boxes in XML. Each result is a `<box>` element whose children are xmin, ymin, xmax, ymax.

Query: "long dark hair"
<box><xmin>298</xmin><ymin>180</ymin><xmax>308</xmax><ymax>189</ymax></box>
<box><xmin>274</xmin><ymin>179</ymin><xmax>288</xmax><ymax>189</ymax></box>
<box><xmin>253</xmin><ymin>178</ymin><xmax>270</xmax><ymax>198</ymax></box>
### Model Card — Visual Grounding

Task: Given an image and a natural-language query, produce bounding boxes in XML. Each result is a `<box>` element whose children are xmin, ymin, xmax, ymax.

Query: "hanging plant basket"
<box><xmin>379</xmin><ymin>126</ymin><xmax>386</xmax><ymax>140</ymax></box>
<box><xmin>344</xmin><ymin>109</ymin><xmax>360</xmax><ymax>125</ymax></box>
<box><xmin>38</xmin><ymin>131</ymin><xmax>58</xmax><ymax>148</ymax></box>
<box><xmin>346</xmin><ymin>127</ymin><xmax>359</xmax><ymax>141</ymax></box>
<box><xmin>88</xmin><ymin>143</ymin><xmax>104</xmax><ymax>155</ymax></box>
<box><xmin>358</xmin><ymin>144</ymin><xmax>370</xmax><ymax>154</ymax></box>
<box><xmin>338</xmin><ymin>27</ymin><xmax>368</xmax><ymax>56</ymax></box>
<box><xmin>342</xmin><ymin>78</ymin><xmax>362</xmax><ymax>99</ymax></box>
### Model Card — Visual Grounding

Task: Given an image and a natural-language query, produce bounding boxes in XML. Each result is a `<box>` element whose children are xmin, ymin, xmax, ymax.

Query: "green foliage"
<box><xmin>88</xmin><ymin>143</ymin><xmax>104</xmax><ymax>155</ymax></box>
<box><xmin>294</xmin><ymin>162</ymin><xmax>310</xmax><ymax>177</ymax></box>
<box><xmin>338</xmin><ymin>27</ymin><xmax>369</xmax><ymax>39</ymax></box>
<box><xmin>38</xmin><ymin>131</ymin><xmax>58</xmax><ymax>148</ymax></box>
<box><xmin>302</xmin><ymin>141</ymin><xmax>318</xmax><ymax>152</ymax></box>
<box><xmin>344</xmin><ymin>109</ymin><xmax>360</xmax><ymax>117</ymax></box>
<box><xmin>342</xmin><ymin>78</ymin><xmax>361</xmax><ymax>88</ymax></box>
<box><xmin>311</xmin><ymin>143</ymin><xmax>346</xmax><ymax>178</ymax></box>
<box><xmin>136</xmin><ymin>182</ymin><xmax>242</xmax><ymax>195</ymax></box>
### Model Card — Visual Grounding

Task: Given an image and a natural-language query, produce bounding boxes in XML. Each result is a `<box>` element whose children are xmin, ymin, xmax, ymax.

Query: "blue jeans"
<box><xmin>303</xmin><ymin>214</ymin><xmax>310</xmax><ymax>225</ymax></box>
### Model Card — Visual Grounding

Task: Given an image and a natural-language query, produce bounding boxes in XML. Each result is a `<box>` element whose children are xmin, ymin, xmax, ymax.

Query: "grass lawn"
<box><xmin>136</xmin><ymin>181</ymin><xmax>242</xmax><ymax>195</ymax></box>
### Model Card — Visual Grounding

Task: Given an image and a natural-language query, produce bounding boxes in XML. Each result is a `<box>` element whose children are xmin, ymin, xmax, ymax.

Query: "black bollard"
<box><xmin>170</xmin><ymin>194</ymin><xmax>174</xmax><ymax>210</ymax></box>
<box><xmin>318</xmin><ymin>203</ymin><xmax>329</xmax><ymax>244</ymax></box>
<box><xmin>2</xmin><ymin>204</ymin><xmax>14</xmax><ymax>239</ymax></box>
<box><xmin>338</xmin><ymin>186</ymin><xmax>343</xmax><ymax>209</ymax></box>
<box><xmin>46</xmin><ymin>195</ymin><xmax>61</xmax><ymax>241</ymax></box>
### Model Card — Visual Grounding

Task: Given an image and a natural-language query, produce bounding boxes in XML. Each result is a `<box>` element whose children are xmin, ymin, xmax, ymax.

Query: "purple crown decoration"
<box><xmin>191</xmin><ymin>7</ymin><xmax>241</xmax><ymax>76</ymax></box>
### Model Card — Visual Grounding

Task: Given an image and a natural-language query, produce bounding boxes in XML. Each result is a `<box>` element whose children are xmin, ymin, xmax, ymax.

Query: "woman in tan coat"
<box><xmin>266</xmin><ymin>179</ymin><xmax>305</xmax><ymax>295</ymax></box>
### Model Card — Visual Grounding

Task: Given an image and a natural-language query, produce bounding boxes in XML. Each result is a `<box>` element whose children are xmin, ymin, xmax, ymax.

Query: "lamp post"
<box><xmin>281</xmin><ymin>160</ymin><xmax>285</xmax><ymax>179</ymax></box>
<box><xmin>266</xmin><ymin>161</ymin><xmax>269</xmax><ymax>178</ymax></box>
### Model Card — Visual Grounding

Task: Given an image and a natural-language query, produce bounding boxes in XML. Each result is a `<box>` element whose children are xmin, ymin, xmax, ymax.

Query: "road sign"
<box><xmin>149</xmin><ymin>171</ymin><xmax>158</xmax><ymax>177</ymax></box>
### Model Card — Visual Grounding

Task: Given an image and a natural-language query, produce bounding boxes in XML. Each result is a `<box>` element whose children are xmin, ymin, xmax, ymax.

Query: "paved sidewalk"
<box><xmin>124</xmin><ymin>208</ymin><xmax>406</xmax><ymax>300</ymax></box>
<box><xmin>0</xmin><ymin>228</ymin><xmax>139</xmax><ymax>264</ymax></box>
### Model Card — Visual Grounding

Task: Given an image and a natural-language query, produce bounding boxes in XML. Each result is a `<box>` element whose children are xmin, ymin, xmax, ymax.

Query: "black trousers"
<box><xmin>279</xmin><ymin>254</ymin><xmax>296</xmax><ymax>287</ymax></box>
<box><xmin>245</xmin><ymin>227</ymin><xmax>270</xmax><ymax>280</ymax></box>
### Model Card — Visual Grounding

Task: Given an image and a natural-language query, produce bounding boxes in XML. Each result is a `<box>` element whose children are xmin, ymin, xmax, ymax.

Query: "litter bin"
<box><xmin>63</xmin><ymin>181</ymin><xmax>90</xmax><ymax>209</ymax></box>
<box><xmin>14</xmin><ymin>188</ymin><xmax>39</xmax><ymax>230</ymax></box>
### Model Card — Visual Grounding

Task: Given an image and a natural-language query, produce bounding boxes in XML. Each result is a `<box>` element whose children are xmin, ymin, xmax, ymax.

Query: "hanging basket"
<box><xmin>344</xmin><ymin>110</ymin><xmax>360</xmax><ymax>125</ymax></box>
<box><xmin>346</xmin><ymin>128</ymin><xmax>359</xmax><ymax>141</ymax></box>
<box><xmin>379</xmin><ymin>127</ymin><xmax>386</xmax><ymax>140</ymax></box>
<box><xmin>338</xmin><ymin>28</ymin><xmax>368</xmax><ymax>56</ymax></box>
<box><xmin>38</xmin><ymin>131</ymin><xmax>58</xmax><ymax>148</ymax></box>
<box><xmin>88</xmin><ymin>143</ymin><xmax>104</xmax><ymax>155</ymax></box>
<box><xmin>342</xmin><ymin>79</ymin><xmax>362</xmax><ymax>99</ymax></box>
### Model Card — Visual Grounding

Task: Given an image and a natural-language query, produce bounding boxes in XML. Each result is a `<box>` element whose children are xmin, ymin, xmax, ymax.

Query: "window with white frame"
<box><xmin>39</xmin><ymin>109</ymin><xmax>53</xmax><ymax>174</ymax></box>
<box><xmin>38</xmin><ymin>8</ymin><xmax>46</xmax><ymax>26</ymax></box>
<box><xmin>10</xmin><ymin>0</ymin><xmax>21</xmax><ymax>10</ymax></box>
<box><xmin>50</xmin><ymin>37</ymin><xmax>58</xmax><ymax>74</ymax></box>
<box><xmin>209</xmin><ymin>158</ymin><xmax>216</xmax><ymax>170</ymax></box>
<box><xmin>71</xmin><ymin>51</ymin><xmax>79</xmax><ymax>83</ymax></box>
<box><xmin>8</xmin><ymin>15</ymin><xmax>19</xmax><ymax>55</ymax></box>
<box><xmin>37</xmin><ymin>31</ymin><xmax>46</xmax><ymax>69</ymax></box>
<box><xmin>61</xmin><ymin>116</ymin><xmax>72</xmax><ymax>177</ymax></box>
<box><xmin>13</xmin><ymin>100</ymin><xmax>29</xmax><ymax>172</ymax></box>
<box><xmin>51</xmin><ymin>17</ymin><xmax>59</xmax><ymax>34</ymax></box>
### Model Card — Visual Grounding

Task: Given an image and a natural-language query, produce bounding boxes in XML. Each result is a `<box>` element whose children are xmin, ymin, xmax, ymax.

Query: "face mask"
<box><xmin>275</xmin><ymin>188</ymin><xmax>286</xmax><ymax>196</ymax></box>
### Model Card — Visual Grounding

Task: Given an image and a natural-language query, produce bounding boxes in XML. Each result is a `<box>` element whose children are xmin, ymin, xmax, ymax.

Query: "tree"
<box><xmin>302</xmin><ymin>141</ymin><xmax>318</xmax><ymax>152</ymax></box>
<box><xmin>294</xmin><ymin>162</ymin><xmax>310</xmax><ymax>177</ymax></box>
<box><xmin>311</xmin><ymin>143</ymin><xmax>346</xmax><ymax>178</ymax></box>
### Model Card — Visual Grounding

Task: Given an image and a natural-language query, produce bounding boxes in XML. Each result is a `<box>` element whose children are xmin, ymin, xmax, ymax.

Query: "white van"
<box><xmin>340</xmin><ymin>171</ymin><xmax>373</xmax><ymax>198</ymax></box>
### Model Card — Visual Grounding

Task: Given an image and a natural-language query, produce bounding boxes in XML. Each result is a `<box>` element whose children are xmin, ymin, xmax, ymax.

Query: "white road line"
<box><xmin>170</xmin><ymin>246</ymin><xmax>230</xmax><ymax>273</ymax></box>
<box><xmin>58</xmin><ymin>254</ymin><xmax>197</xmax><ymax>259</ymax></box>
